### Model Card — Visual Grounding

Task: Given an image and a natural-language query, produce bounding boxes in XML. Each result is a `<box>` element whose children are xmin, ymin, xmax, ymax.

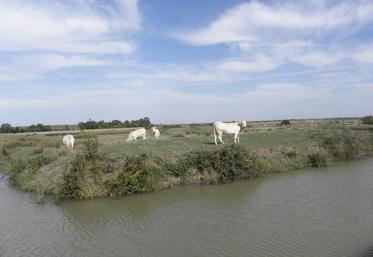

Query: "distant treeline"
<box><xmin>362</xmin><ymin>116</ymin><xmax>373</xmax><ymax>125</ymax></box>
<box><xmin>0</xmin><ymin>117</ymin><xmax>152</xmax><ymax>134</ymax></box>
<box><xmin>0</xmin><ymin>123</ymin><xmax>52</xmax><ymax>133</ymax></box>
<box><xmin>77</xmin><ymin>117</ymin><xmax>152</xmax><ymax>130</ymax></box>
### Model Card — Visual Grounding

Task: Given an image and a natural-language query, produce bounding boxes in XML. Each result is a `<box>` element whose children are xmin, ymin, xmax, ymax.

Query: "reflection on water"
<box><xmin>1</xmin><ymin>159</ymin><xmax>373</xmax><ymax>257</ymax></box>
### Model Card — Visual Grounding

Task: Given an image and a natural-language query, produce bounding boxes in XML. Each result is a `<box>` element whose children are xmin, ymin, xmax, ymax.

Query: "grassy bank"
<box><xmin>0</xmin><ymin>119</ymin><xmax>372</xmax><ymax>201</ymax></box>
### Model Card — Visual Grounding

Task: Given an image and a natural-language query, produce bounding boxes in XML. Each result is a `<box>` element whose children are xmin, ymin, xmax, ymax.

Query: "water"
<box><xmin>1</xmin><ymin>159</ymin><xmax>373</xmax><ymax>257</ymax></box>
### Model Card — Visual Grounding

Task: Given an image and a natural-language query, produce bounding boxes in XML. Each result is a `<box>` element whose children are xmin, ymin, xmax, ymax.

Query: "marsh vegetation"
<box><xmin>0</xmin><ymin>118</ymin><xmax>372</xmax><ymax>200</ymax></box>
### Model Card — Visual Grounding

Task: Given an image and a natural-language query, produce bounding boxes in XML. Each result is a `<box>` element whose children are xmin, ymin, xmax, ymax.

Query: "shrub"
<box><xmin>59</xmin><ymin>136</ymin><xmax>102</xmax><ymax>199</ymax></box>
<box><xmin>361</xmin><ymin>116</ymin><xmax>373</xmax><ymax>125</ymax></box>
<box><xmin>182</xmin><ymin>145</ymin><xmax>251</xmax><ymax>182</ymax></box>
<box><xmin>280</xmin><ymin>120</ymin><xmax>291</xmax><ymax>126</ymax></box>
<box><xmin>60</xmin><ymin>155</ymin><xmax>84</xmax><ymax>199</ymax></box>
<box><xmin>308</xmin><ymin>153</ymin><xmax>327</xmax><ymax>167</ymax></box>
<box><xmin>9</xmin><ymin>159</ymin><xmax>27</xmax><ymax>180</ymax></box>
<box><xmin>245</xmin><ymin>153</ymin><xmax>269</xmax><ymax>178</ymax></box>
<box><xmin>8</xmin><ymin>155</ymin><xmax>55</xmax><ymax>184</ymax></box>
<box><xmin>83</xmin><ymin>136</ymin><xmax>99</xmax><ymax>160</ymax></box>
<box><xmin>106</xmin><ymin>154</ymin><xmax>157</xmax><ymax>197</ymax></box>
<box><xmin>27</xmin><ymin>155</ymin><xmax>55</xmax><ymax>173</ymax></box>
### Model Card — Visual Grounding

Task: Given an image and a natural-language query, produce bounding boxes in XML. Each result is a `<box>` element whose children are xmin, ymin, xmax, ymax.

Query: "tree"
<box><xmin>280</xmin><ymin>120</ymin><xmax>291</xmax><ymax>126</ymax></box>
<box><xmin>0</xmin><ymin>123</ymin><xmax>12</xmax><ymax>133</ymax></box>
<box><xmin>361</xmin><ymin>116</ymin><xmax>373</xmax><ymax>125</ymax></box>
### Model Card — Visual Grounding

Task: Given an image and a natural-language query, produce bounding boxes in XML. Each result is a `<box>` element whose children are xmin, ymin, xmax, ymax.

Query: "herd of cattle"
<box><xmin>62</xmin><ymin>121</ymin><xmax>247</xmax><ymax>148</ymax></box>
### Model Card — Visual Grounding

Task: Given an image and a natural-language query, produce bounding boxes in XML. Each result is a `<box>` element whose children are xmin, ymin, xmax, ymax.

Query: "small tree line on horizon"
<box><xmin>0</xmin><ymin>123</ymin><xmax>52</xmax><ymax>133</ymax></box>
<box><xmin>77</xmin><ymin>117</ymin><xmax>152</xmax><ymax>130</ymax></box>
<box><xmin>0</xmin><ymin>117</ymin><xmax>152</xmax><ymax>133</ymax></box>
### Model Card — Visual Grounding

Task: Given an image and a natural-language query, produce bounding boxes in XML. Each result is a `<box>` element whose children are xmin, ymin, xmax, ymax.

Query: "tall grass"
<box><xmin>2</xmin><ymin>123</ymin><xmax>373</xmax><ymax>201</ymax></box>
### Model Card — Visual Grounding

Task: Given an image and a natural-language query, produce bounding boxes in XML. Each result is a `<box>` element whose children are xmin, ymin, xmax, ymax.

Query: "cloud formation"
<box><xmin>0</xmin><ymin>0</ymin><xmax>140</xmax><ymax>54</ymax></box>
<box><xmin>175</xmin><ymin>1</ymin><xmax>373</xmax><ymax>46</ymax></box>
<box><xmin>174</xmin><ymin>0</ymin><xmax>373</xmax><ymax>71</ymax></box>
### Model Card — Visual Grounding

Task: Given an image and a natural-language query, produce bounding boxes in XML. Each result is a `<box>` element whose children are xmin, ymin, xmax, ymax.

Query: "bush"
<box><xmin>362</xmin><ymin>116</ymin><xmax>373</xmax><ymax>125</ymax></box>
<box><xmin>106</xmin><ymin>154</ymin><xmax>159</xmax><ymax>197</ymax></box>
<box><xmin>181</xmin><ymin>145</ymin><xmax>251</xmax><ymax>182</ymax></box>
<box><xmin>280</xmin><ymin>120</ymin><xmax>291</xmax><ymax>126</ymax></box>
<box><xmin>308</xmin><ymin>153</ymin><xmax>327</xmax><ymax>167</ymax></box>
<box><xmin>8</xmin><ymin>155</ymin><xmax>55</xmax><ymax>185</ymax></box>
<box><xmin>59</xmin><ymin>136</ymin><xmax>102</xmax><ymax>199</ymax></box>
<box><xmin>60</xmin><ymin>155</ymin><xmax>84</xmax><ymax>199</ymax></box>
<box><xmin>83</xmin><ymin>136</ymin><xmax>99</xmax><ymax>160</ymax></box>
<box><xmin>319</xmin><ymin>130</ymin><xmax>372</xmax><ymax>160</ymax></box>
<box><xmin>9</xmin><ymin>159</ymin><xmax>27</xmax><ymax>179</ymax></box>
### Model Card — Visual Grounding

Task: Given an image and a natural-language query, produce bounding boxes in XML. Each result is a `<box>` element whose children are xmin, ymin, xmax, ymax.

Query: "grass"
<box><xmin>0</xmin><ymin>118</ymin><xmax>372</xmax><ymax>201</ymax></box>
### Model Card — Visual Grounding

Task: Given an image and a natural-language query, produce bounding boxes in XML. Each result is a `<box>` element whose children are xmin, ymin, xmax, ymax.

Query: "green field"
<box><xmin>1</xmin><ymin>118</ymin><xmax>372</xmax><ymax>201</ymax></box>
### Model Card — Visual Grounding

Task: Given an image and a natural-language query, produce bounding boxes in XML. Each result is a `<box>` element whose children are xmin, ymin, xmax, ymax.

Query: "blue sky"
<box><xmin>1</xmin><ymin>0</ymin><xmax>373</xmax><ymax>125</ymax></box>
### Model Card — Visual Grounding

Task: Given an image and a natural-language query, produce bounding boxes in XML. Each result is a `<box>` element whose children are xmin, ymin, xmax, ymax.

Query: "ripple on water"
<box><xmin>1</xmin><ymin>159</ymin><xmax>373</xmax><ymax>257</ymax></box>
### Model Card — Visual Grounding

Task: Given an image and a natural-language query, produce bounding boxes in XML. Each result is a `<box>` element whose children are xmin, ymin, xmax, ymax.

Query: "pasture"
<box><xmin>0</xmin><ymin>118</ymin><xmax>372</xmax><ymax>200</ymax></box>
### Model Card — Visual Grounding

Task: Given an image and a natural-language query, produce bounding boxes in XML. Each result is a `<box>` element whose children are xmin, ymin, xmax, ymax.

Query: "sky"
<box><xmin>0</xmin><ymin>0</ymin><xmax>373</xmax><ymax>125</ymax></box>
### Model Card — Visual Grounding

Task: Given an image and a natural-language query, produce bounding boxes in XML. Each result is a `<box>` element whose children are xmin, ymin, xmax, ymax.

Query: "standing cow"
<box><xmin>151</xmin><ymin>127</ymin><xmax>160</xmax><ymax>139</ymax></box>
<box><xmin>63</xmin><ymin>134</ymin><xmax>75</xmax><ymax>148</ymax></box>
<box><xmin>127</xmin><ymin>128</ymin><xmax>146</xmax><ymax>141</ymax></box>
<box><xmin>213</xmin><ymin>120</ymin><xmax>247</xmax><ymax>145</ymax></box>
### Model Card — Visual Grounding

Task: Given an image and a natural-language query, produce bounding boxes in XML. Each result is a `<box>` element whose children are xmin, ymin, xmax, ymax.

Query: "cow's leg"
<box><xmin>237</xmin><ymin>133</ymin><xmax>240</xmax><ymax>143</ymax></box>
<box><xmin>214</xmin><ymin>134</ymin><xmax>218</xmax><ymax>145</ymax></box>
<box><xmin>234</xmin><ymin>132</ymin><xmax>239</xmax><ymax>143</ymax></box>
<box><xmin>143</xmin><ymin>135</ymin><xmax>146</xmax><ymax>140</ymax></box>
<box><xmin>219</xmin><ymin>132</ymin><xmax>224</xmax><ymax>144</ymax></box>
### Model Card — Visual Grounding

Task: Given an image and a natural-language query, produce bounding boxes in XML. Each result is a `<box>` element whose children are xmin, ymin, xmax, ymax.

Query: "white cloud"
<box><xmin>218</xmin><ymin>55</ymin><xmax>278</xmax><ymax>72</ymax></box>
<box><xmin>352</xmin><ymin>45</ymin><xmax>373</xmax><ymax>64</ymax></box>
<box><xmin>242</xmin><ymin>83</ymin><xmax>329</xmax><ymax>99</ymax></box>
<box><xmin>0</xmin><ymin>54</ymin><xmax>108</xmax><ymax>81</ymax></box>
<box><xmin>0</xmin><ymin>0</ymin><xmax>141</xmax><ymax>80</ymax></box>
<box><xmin>291</xmin><ymin>51</ymin><xmax>344</xmax><ymax>68</ymax></box>
<box><xmin>109</xmin><ymin>63</ymin><xmax>236</xmax><ymax>83</ymax></box>
<box><xmin>172</xmin><ymin>1</ymin><xmax>373</xmax><ymax>73</ymax></box>
<box><xmin>175</xmin><ymin>1</ymin><xmax>373</xmax><ymax>46</ymax></box>
<box><xmin>0</xmin><ymin>0</ymin><xmax>140</xmax><ymax>53</ymax></box>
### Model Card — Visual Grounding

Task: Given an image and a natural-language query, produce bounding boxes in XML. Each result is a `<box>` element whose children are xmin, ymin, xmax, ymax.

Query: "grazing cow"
<box><xmin>213</xmin><ymin>120</ymin><xmax>247</xmax><ymax>145</ymax></box>
<box><xmin>151</xmin><ymin>127</ymin><xmax>160</xmax><ymax>139</ymax></box>
<box><xmin>62</xmin><ymin>134</ymin><xmax>75</xmax><ymax>148</ymax></box>
<box><xmin>127</xmin><ymin>128</ymin><xmax>146</xmax><ymax>141</ymax></box>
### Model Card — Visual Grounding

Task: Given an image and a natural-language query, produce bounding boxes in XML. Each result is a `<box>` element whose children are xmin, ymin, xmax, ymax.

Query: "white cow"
<box><xmin>127</xmin><ymin>128</ymin><xmax>146</xmax><ymax>141</ymax></box>
<box><xmin>62</xmin><ymin>135</ymin><xmax>75</xmax><ymax>148</ymax></box>
<box><xmin>213</xmin><ymin>120</ymin><xmax>247</xmax><ymax>145</ymax></box>
<box><xmin>151</xmin><ymin>127</ymin><xmax>160</xmax><ymax>139</ymax></box>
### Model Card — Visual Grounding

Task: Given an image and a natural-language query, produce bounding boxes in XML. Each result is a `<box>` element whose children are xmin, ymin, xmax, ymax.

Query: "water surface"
<box><xmin>1</xmin><ymin>159</ymin><xmax>373</xmax><ymax>257</ymax></box>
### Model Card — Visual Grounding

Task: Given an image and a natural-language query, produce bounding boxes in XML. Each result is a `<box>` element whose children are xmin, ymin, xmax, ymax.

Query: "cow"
<box><xmin>151</xmin><ymin>127</ymin><xmax>160</xmax><ymax>139</ymax></box>
<box><xmin>62</xmin><ymin>134</ymin><xmax>75</xmax><ymax>148</ymax></box>
<box><xmin>213</xmin><ymin>120</ymin><xmax>247</xmax><ymax>145</ymax></box>
<box><xmin>127</xmin><ymin>128</ymin><xmax>146</xmax><ymax>141</ymax></box>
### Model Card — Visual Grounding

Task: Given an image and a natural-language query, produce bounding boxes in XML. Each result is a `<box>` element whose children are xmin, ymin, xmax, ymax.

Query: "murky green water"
<box><xmin>1</xmin><ymin>159</ymin><xmax>373</xmax><ymax>257</ymax></box>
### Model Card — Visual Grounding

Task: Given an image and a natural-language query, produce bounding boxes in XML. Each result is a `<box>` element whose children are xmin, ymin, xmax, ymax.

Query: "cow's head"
<box><xmin>239</xmin><ymin>120</ymin><xmax>247</xmax><ymax>128</ymax></box>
